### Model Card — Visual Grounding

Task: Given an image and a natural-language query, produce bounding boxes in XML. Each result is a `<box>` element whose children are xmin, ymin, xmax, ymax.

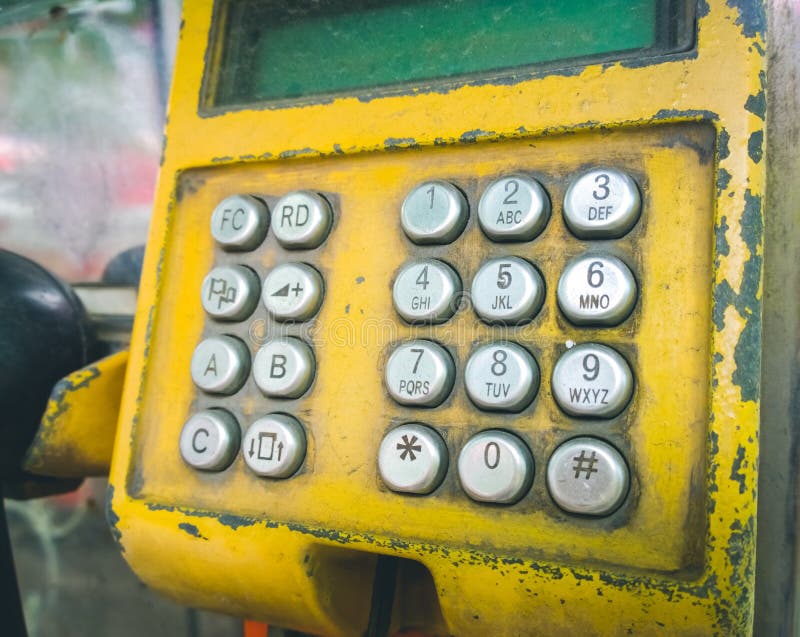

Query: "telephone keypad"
<box><xmin>551</xmin><ymin>343</ymin><xmax>634</xmax><ymax>419</ymax></box>
<box><xmin>261</xmin><ymin>262</ymin><xmax>324</xmax><ymax>322</ymax></box>
<box><xmin>179</xmin><ymin>409</ymin><xmax>241</xmax><ymax>472</ymax></box>
<box><xmin>557</xmin><ymin>254</ymin><xmax>637</xmax><ymax>326</ymax></box>
<box><xmin>201</xmin><ymin>265</ymin><xmax>260</xmax><ymax>321</ymax></box>
<box><xmin>546</xmin><ymin>437</ymin><xmax>630</xmax><ymax>516</ymax></box>
<box><xmin>242</xmin><ymin>414</ymin><xmax>307</xmax><ymax>478</ymax></box>
<box><xmin>385</xmin><ymin>340</ymin><xmax>456</xmax><ymax>407</ymax></box>
<box><xmin>271</xmin><ymin>190</ymin><xmax>333</xmax><ymax>249</ymax></box>
<box><xmin>471</xmin><ymin>256</ymin><xmax>545</xmax><ymax>325</ymax></box>
<box><xmin>477</xmin><ymin>174</ymin><xmax>550</xmax><ymax>242</ymax></box>
<box><xmin>563</xmin><ymin>167</ymin><xmax>641</xmax><ymax>239</ymax></box>
<box><xmin>464</xmin><ymin>342</ymin><xmax>540</xmax><ymax>412</ymax></box>
<box><xmin>210</xmin><ymin>194</ymin><xmax>270</xmax><ymax>251</ymax></box>
<box><xmin>378</xmin><ymin>423</ymin><xmax>448</xmax><ymax>494</ymax></box>
<box><xmin>392</xmin><ymin>259</ymin><xmax>462</xmax><ymax>324</ymax></box>
<box><xmin>252</xmin><ymin>337</ymin><xmax>316</xmax><ymax>398</ymax></box>
<box><xmin>401</xmin><ymin>180</ymin><xmax>469</xmax><ymax>244</ymax></box>
<box><xmin>458</xmin><ymin>430</ymin><xmax>534</xmax><ymax>504</ymax></box>
<box><xmin>190</xmin><ymin>336</ymin><xmax>251</xmax><ymax>395</ymax></box>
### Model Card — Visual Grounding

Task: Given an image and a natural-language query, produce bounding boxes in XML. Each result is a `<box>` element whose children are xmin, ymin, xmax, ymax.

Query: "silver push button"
<box><xmin>401</xmin><ymin>180</ymin><xmax>468</xmax><ymax>244</ymax></box>
<box><xmin>385</xmin><ymin>340</ymin><xmax>455</xmax><ymax>407</ymax></box>
<box><xmin>458</xmin><ymin>430</ymin><xmax>534</xmax><ymax>504</ymax></box>
<box><xmin>201</xmin><ymin>265</ymin><xmax>260</xmax><ymax>321</ymax></box>
<box><xmin>478</xmin><ymin>175</ymin><xmax>550</xmax><ymax>241</ymax></box>
<box><xmin>392</xmin><ymin>259</ymin><xmax>461</xmax><ymax>324</ymax></box>
<box><xmin>190</xmin><ymin>335</ymin><xmax>250</xmax><ymax>395</ymax></box>
<box><xmin>179</xmin><ymin>409</ymin><xmax>240</xmax><ymax>471</ymax></box>
<box><xmin>464</xmin><ymin>342</ymin><xmax>539</xmax><ymax>412</ymax></box>
<box><xmin>272</xmin><ymin>191</ymin><xmax>332</xmax><ymax>249</ymax></box>
<box><xmin>253</xmin><ymin>337</ymin><xmax>315</xmax><ymax>398</ymax></box>
<box><xmin>471</xmin><ymin>256</ymin><xmax>545</xmax><ymax>325</ymax></box>
<box><xmin>563</xmin><ymin>168</ymin><xmax>641</xmax><ymax>239</ymax></box>
<box><xmin>262</xmin><ymin>263</ymin><xmax>324</xmax><ymax>322</ymax></box>
<box><xmin>378</xmin><ymin>423</ymin><xmax>448</xmax><ymax>494</ymax></box>
<box><xmin>210</xmin><ymin>194</ymin><xmax>269</xmax><ymax>251</ymax></box>
<box><xmin>242</xmin><ymin>414</ymin><xmax>306</xmax><ymax>478</ymax></box>
<box><xmin>547</xmin><ymin>437</ymin><xmax>629</xmax><ymax>516</ymax></box>
<box><xmin>557</xmin><ymin>254</ymin><xmax>637</xmax><ymax>326</ymax></box>
<box><xmin>551</xmin><ymin>343</ymin><xmax>633</xmax><ymax>418</ymax></box>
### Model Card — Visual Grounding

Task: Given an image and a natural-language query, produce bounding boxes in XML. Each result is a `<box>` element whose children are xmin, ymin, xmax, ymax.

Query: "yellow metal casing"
<box><xmin>108</xmin><ymin>1</ymin><xmax>767</xmax><ymax>635</ymax></box>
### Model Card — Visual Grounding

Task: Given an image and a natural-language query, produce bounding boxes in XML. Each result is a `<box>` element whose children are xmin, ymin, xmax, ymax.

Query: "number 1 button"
<box><xmin>401</xmin><ymin>180</ymin><xmax>468</xmax><ymax>244</ymax></box>
<box><xmin>458</xmin><ymin>430</ymin><xmax>534</xmax><ymax>504</ymax></box>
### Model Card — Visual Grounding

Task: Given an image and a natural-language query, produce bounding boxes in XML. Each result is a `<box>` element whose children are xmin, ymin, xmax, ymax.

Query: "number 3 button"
<box><xmin>458</xmin><ymin>430</ymin><xmax>534</xmax><ymax>504</ymax></box>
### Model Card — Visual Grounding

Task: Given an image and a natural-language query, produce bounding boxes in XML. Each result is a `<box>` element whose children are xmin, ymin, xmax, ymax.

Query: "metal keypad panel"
<box><xmin>184</xmin><ymin>189</ymin><xmax>334</xmax><ymax>479</ymax></box>
<box><xmin>379</xmin><ymin>169</ymin><xmax>644</xmax><ymax>515</ymax></box>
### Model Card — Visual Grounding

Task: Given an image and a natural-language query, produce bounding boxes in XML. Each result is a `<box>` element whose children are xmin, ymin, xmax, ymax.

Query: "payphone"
<box><xmin>56</xmin><ymin>0</ymin><xmax>791</xmax><ymax>634</ymax></box>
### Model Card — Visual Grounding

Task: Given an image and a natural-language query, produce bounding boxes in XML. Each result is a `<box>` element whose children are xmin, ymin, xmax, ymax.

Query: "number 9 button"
<box><xmin>551</xmin><ymin>343</ymin><xmax>633</xmax><ymax>418</ymax></box>
<box><xmin>557</xmin><ymin>254</ymin><xmax>637</xmax><ymax>326</ymax></box>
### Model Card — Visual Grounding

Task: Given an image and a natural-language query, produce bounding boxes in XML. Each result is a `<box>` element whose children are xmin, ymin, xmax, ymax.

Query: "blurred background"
<box><xmin>0</xmin><ymin>1</ymin><xmax>244</xmax><ymax>634</ymax></box>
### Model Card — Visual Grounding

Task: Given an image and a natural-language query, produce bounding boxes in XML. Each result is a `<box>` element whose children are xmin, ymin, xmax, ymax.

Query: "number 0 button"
<box><xmin>465</xmin><ymin>342</ymin><xmax>539</xmax><ymax>412</ymax></box>
<box><xmin>401</xmin><ymin>180</ymin><xmax>468</xmax><ymax>244</ymax></box>
<box><xmin>563</xmin><ymin>168</ymin><xmax>641</xmax><ymax>239</ymax></box>
<box><xmin>385</xmin><ymin>341</ymin><xmax>455</xmax><ymax>407</ymax></box>
<box><xmin>393</xmin><ymin>259</ymin><xmax>461</xmax><ymax>324</ymax></box>
<box><xmin>557</xmin><ymin>254</ymin><xmax>637</xmax><ymax>326</ymax></box>
<box><xmin>551</xmin><ymin>343</ymin><xmax>633</xmax><ymax>418</ymax></box>
<box><xmin>458</xmin><ymin>430</ymin><xmax>534</xmax><ymax>504</ymax></box>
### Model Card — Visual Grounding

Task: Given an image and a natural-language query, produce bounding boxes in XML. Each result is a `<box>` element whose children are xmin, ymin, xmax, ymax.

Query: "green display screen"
<box><xmin>211</xmin><ymin>0</ymin><xmax>691</xmax><ymax>107</ymax></box>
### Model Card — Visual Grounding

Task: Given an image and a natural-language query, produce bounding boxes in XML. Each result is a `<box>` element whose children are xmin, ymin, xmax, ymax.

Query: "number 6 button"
<box><xmin>557</xmin><ymin>254</ymin><xmax>637</xmax><ymax>326</ymax></box>
<box><xmin>551</xmin><ymin>343</ymin><xmax>634</xmax><ymax>418</ymax></box>
<box><xmin>458</xmin><ymin>430</ymin><xmax>534</xmax><ymax>504</ymax></box>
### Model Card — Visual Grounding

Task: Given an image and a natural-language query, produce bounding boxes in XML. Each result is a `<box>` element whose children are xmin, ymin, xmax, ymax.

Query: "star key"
<box><xmin>396</xmin><ymin>434</ymin><xmax>422</xmax><ymax>461</ymax></box>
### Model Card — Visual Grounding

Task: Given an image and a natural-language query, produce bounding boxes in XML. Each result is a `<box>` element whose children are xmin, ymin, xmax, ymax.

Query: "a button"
<box><xmin>262</xmin><ymin>263</ymin><xmax>324</xmax><ymax>322</ymax></box>
<box><xmin>378</xmin><ymin>423</ymin><xmax>448</xmax><ymax>494</ymax></box>
<box><xmin>392</xmin><ymin>259</ymin><xmax>461</xmax><ymax>324</ymax></box>
<box><xmin>563</xmin><ymin>168</ymin><xmax>641</xmax><ymax>239</ymax></box>
<box><xmin>210</xmin><ymin>194</ymin><xmax>269</xmax><ymax>251</ymax></box>
<box><xmin>478</xmin><ymin>175</ymin><xmax>550</xmax><ymax>241</ymax></box>
<box><xmin>401</xmin><ymin>180</ymin><xmax>468</xmax><ymax>244</ymax></box>
<box><xmin>471</xmin><ymin>256</ymin><xmax>545</xmax><ymax>325</ymax></box>
<box><xmin>547</xmin><ymin>437</ymin><xmax>629</xmax><ymax>516</ymax></box>
<box><xmin>464</xmin><ymin>342</ymin><xmax>539</xmax><ymax>412</ymax></box>
<box><xmin>179</xmin><ymin>409</ymin><xmax>240</xmax><ymax>471</ymax></box>
<box><xmin>385</xmin><ymin>340</ymin><xmax>455</xmax><ymax>407</ymax></box>
<box><xmin>190</xmin><ymin>336</ymin><xmax>250</xmax><ymax>394</ymax></box>
<box><xmin>458</xmin><ymin>430</ymin><xmax>534</xmax><ymax>504</ymax></box>
<box><xmin>201</xmin><ymin>265</ymin><xmax>260</xmax><ymax>321</ymax></box>
<box><xmin>551</xmin><ymin>343</ymin><xmax>633</xmax><ymax>418</ymax></box>
<box><xmin>272</xmin><ymin>191</ymin><xmax>333</xmax><ymax>249</ymax></box>
<box><xmin>557</xmin><ymin>254</ymin><xmax>637</xmax><ymax>326</ymax></box>
<box><xmin>242</xmin><ymin>414</ymin><xmax>306</xmax><ymax>478</ymax></box>
<box><xmin>253</xmin><ymin>338</ymin><xmax>315</xmax><ymax>398</ymax></box>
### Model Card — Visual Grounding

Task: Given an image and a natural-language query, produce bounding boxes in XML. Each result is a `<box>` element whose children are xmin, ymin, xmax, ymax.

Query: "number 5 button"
<box><xmin>557</xmin><ymin>254</ymin><xmax>637</xmax><ymax>326</ymax></box>
<box><xmin>458</xmin><ymin>430</ymin><xmax>534</xmax><ymax>504</ymax></box>
<box><xmin>551</xmin><ymin>343</ymin><xmax>633</xmax><ymax>418</ymax></box>
<box><xmin>471</xmin><ymin>256</ymin><xmax>545</xmax><ymax>325</ymax></box>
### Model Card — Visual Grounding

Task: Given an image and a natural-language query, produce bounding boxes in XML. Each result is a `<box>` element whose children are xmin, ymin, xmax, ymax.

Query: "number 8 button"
<box><xmin>551</xmin><ymin>343</ymin><xmax>633</xmax><ymax>418</ymax></box>
<box><xmin>465</xmin><ymin>342</ymin><xmax>539</xmax><ymax>412</ymax></box>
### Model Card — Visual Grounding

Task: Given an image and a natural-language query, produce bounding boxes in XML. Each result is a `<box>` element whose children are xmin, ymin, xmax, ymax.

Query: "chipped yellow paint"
<box><xmin>108</xmin><ymin>1</ymin><xmax>767</xmax><ymax>635</ymax></box>
<box><xmin>26</xmin><ymin>350</ymin><xmax>127</xmax><ymax>478</ymax></box>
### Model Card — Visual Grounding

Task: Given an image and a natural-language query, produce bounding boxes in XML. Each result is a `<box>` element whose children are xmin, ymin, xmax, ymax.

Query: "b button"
<box><xmin>179</xmin><ymin>410</ymin><xmax>240</xmax><ymax>471</ymax></box>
